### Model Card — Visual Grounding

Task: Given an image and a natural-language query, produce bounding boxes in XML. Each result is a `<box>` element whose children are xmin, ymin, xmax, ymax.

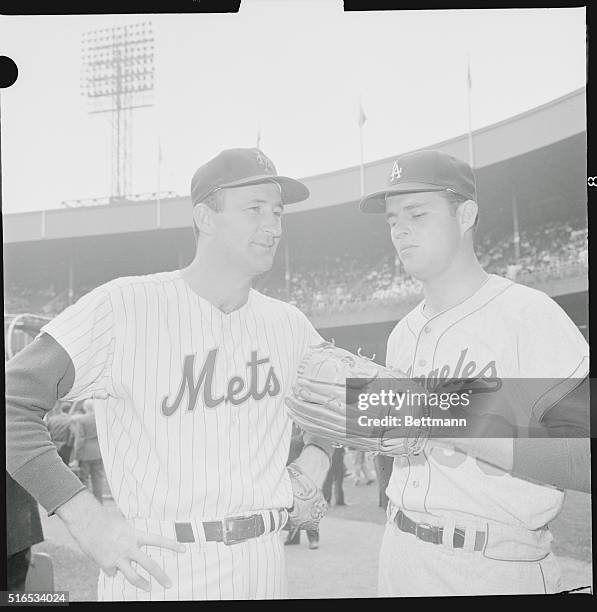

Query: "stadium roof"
<box><xmin>3</xmin><ymin>87</ymin><xmax>586</xmax><ymax>244</ymax></box>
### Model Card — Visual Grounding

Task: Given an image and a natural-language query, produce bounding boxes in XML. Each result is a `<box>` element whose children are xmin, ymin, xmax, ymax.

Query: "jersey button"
<box><xmin>418</xmin><ymin>359</ymin><xmax>426</xmax><ymax>367</ymax></box>
<box><xmin>412</xmin><ymin>480</ymin><xmax>419</xmax><ymax>488</ymax></box>
<box><xmin>424</xmin><ymin>326</ymin><xmax>431</xmax><ymax>334</ymax></box>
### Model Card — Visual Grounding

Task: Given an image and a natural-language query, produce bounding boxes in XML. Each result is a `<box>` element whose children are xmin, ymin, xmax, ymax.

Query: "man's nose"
<box><xmin>391</xmin><ymin>220</ymin><xmax>409</xmax><ymax>240</ymax></box>
<box><xmin>262</xmin><ymin>212</ymin><xmax>282</xmax><ymax>236</ymax></box>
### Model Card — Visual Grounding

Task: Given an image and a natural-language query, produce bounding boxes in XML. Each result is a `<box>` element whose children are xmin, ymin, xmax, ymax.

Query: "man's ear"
<box><xmin>193</xmin><ymin>203</ymin><xmax>217</xmax><ymax>236</ymax></box>
<box><xmin>458</xmin><ymin>199</ymin><xmax>478</xmax><ymax>233</ymax></box>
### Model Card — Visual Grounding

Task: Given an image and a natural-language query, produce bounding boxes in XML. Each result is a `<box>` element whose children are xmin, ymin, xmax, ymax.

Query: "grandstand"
<box><xmin>4</xmin><ymin>313</ymin><xmax>52</xmax><ymax>361</ymax></box>
<box><xmin>3</xmin><ymin>88</ymin><xmax>588</xmax><ymax>361</ymax></box>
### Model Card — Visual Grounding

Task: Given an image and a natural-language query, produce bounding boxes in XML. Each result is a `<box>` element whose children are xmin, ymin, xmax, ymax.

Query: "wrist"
<box><xmin>55</xmin><ymin>489</ymin><xmax>101</xmax><ymax>527</ymax></box>
<box><xmin>292</xmin><ymin>445</ymin><xmax>329</xmax><ymax>488</ymax></box>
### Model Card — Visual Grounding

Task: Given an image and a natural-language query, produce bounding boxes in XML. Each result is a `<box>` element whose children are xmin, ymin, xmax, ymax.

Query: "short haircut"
<box><xmin>442</xmin><ymin>190</ymin><xmax>479</xmax><ymax>231</ymax></box>
<box><xmin>204</xmin><ymin>190</ymin><xmax>224</xmax><ymax>212</ymax></box>
<box><xmin>193</xmin><ymin>190</ymin><xmax>225</xmax><ymax>241</ymax></box>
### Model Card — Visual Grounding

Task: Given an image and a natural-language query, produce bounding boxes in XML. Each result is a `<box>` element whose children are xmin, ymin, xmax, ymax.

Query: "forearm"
<box><xmin>293</xmin><ymin>443</ymin><xmax>330</xmax><ymax>488</ymax></box>
<box><xmin>425</xmin><ymin>437</ymin><xmax>514</xmax><ymax>471</ymax></box>
<box><xmin>423</xmin><ymin>379</ymin><xmax>591</xmax><ymax>490</ymax></box>
<box><xmin>10</xmin><ymin>448</ymin><xmax>86</xmax><ymax>515</ymax></box>
<box><xmin>426</xmin><ymin>437</ymin><xmax>591</xmax><ymax>492</ymax></box>
<box><xmin>55</xmin><ymin>488</ymin><xmax>104</xmax><ymax>530</ymax></box>
<box><xmin>512</xmin><ymin>438</ymin><xmax>590</xmax><ymax>492</ymax></box>
<box><xmin>392</xmin><ymin>389</ymin><xmax>516</xmax><ymax>468</ymax></box>
<box><xmin>301</xmin><ymin>431</ymin><xmax>334</xmax><ymax>461</ymax></box>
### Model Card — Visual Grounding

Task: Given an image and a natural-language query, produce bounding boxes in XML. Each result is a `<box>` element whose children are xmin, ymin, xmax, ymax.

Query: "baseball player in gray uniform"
<box><xmin>359</xmin><ymin>150</ymin><xmax>590</xmax><ymax>596</ymax></box>
<box><xmin>6</xmin><ymin>148</ymin><xmax>332</xmax><ymax>600</ymax></box>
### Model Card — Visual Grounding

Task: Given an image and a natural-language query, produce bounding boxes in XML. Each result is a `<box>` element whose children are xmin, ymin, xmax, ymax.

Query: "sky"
<box><xmin>0</xmin><ymin>2</ymin><xmax>587</xmax><ymax>214</ymax></box>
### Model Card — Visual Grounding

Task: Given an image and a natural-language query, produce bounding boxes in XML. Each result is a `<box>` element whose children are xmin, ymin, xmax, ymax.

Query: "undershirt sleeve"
<box><xmin>5</xmin><ymin>333</ymin><xmax>87</xmax><ymax>514</ymax></box>
<box><xmin>512</xmin><ymin>438</ymin><xmax>590</xmax><ymax>492</ymax></box>
<box><xmin>511</xmin><ymin>377</ymin><xmax>591</xmax><ymax>492</ymax></box>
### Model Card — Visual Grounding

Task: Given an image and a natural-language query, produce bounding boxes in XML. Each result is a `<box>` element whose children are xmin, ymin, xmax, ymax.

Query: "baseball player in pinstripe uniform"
<box><xmin>359</xmin><ymin>150</ymin><xmax>590</xmax><ymax>596</ymax></box>
<box><xmin>6</xmin><ymin>148</ymin><xmax>332</xmax><ymax>600</ymax></box>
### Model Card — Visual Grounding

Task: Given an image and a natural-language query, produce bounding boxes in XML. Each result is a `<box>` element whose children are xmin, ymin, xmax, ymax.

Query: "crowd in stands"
<box><xmin>4</xmin><ymin>283</ymin><xmax>93</xmax><ymax>317</ymax></box>
<box><xmin>4</xmin><ymin>219</ymin><xmax>588</xmax><ymax>318</ymax></box>
<box><xmin>278</xmin><ymin>254</ymin><xmax>423</xmax><ymax>314</ymax></box>
<box><xmin>268</xmin><ymin>218</ymin><xmax>588</xmax><ymax>315</ymax></box>
<box><xmin>477</xmin><ymin>220</ymin><xmax>588</xmax><ymax>280</ymax></box>
<box><xmin>4</xmin><ymin>284</ymin><xmax>57</xmax><ymax>315</ymax></box>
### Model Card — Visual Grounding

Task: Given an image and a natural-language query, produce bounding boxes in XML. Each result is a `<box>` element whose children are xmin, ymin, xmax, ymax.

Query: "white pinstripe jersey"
<box><xmin>41</xmin><ymin>270</ymin><xmax>322</xmax><ymax>520</ymax></box>
<box><xmin>385</xmin><ymin>274</ymin><xmax>589</xmax><ymax>530</ymax></box>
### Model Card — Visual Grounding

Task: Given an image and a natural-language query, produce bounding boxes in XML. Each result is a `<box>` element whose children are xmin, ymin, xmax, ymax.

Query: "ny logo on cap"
<box><xmin>389</xmin><ymin>160</ymin><xmax>403</xmax><ymax>183</ymax></box>
<box><xmin>255</xmin><ymin>150</ymin><xmax>274</xmax><ymax>173</ymax></box>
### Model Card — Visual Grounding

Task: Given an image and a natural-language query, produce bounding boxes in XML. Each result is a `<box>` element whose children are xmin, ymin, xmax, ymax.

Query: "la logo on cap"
<box><xmin>389</xmin><ymin>160</ymin><xmax>403</xmax><ymax>183</ymax></box>
<box><xmin>255</xmin><ymin>150</ymin><xmax>273</xmax><ymax>172</ymax></box>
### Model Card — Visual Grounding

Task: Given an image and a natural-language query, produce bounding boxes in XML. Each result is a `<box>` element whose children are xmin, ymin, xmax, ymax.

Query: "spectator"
<box><xmin>374</xmin><ymin>454</ymin><xmax>394</xmax><ymax>510</ymax></box>
<box><xmin>352</xmin><ymin>450</ymin><xmax>375</xmax><ymax>486</ymax></box>
<box><xmin>322</xmin><ymin>446</ymin><xmax>347</xmax><ymax>506</ymax></box>
<box><xmin>71</xmin><ymin>400</ymin><xmax>104</xmax><ymax>504</ymax></box>
<box><xmin>5</xmin><ymin>217</ymin><xmax>588</xmax><ymax>319</ymax></box>
<box><xmin>506</xmin><ymin>263</ymin><xmax>522</xmax><ymax>281</ymax></box>
<box><xmin>45</xmin><ymin>402</ymin><xmax>74</xmax><ymax>465</ymax></box>
<box><xmin>6</xmin><ymin>474</ymin><xmax>44</xmax><ymax>591</ymax></box>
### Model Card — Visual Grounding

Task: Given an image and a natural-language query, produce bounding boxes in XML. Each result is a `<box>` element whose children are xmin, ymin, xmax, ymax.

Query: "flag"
<box><xmin>358</xmin><ymin>101</ymin><xmax>367</xmax><ymax>128</ymax></box>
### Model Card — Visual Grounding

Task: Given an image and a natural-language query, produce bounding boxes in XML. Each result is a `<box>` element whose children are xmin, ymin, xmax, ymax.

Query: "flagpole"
<box><xmin>256</xmin><ymin>125</ymin><xmax>261</xmax><ymax>149</ymax></box>
<box><xmin>466</xmin><ymin>55</ymin><xmax>475</xmax><ymax>169</ymax></box>
<box><xmin>358</xmin><ymin>96</ymin><xmax>366</xmax><ymax>197</ymax></box>
<box><xmin>156</xmin><ymin>134</ymin><xmax>162</xmax><ymax>228</ymax></box>
<box><xmin>359</xmin><ymin>132</ymin><xmax>365</xmax><ymax>198</ymax></box>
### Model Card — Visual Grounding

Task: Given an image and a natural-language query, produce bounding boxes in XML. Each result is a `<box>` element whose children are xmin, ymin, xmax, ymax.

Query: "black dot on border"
<box><xmin>0</xmin><ymin>56</ymin><xmax>19</xmax><ymax>89</ymax></box>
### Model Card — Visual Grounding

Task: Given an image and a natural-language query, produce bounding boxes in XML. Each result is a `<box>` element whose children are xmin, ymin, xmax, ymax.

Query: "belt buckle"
<box><xmin>415</xmin><ymin>522</ymin><xmax>435</xmax><ymax>543</ymax></box>
<box><xmin>222</xmin><ymin>515</ymin><xmax>257</xmax><ymax>546</ymax></box>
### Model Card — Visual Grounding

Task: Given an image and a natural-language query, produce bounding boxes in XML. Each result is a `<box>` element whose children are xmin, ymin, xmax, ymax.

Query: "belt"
<box><xmin>393</xmin><ymin>509</ymin><xmax>486</xmax><ymax>551</ymax></box>
<box><xmin>175</xmin><ymin>510</ymin><xmax>285</xmax><ymax>546</ymax></box>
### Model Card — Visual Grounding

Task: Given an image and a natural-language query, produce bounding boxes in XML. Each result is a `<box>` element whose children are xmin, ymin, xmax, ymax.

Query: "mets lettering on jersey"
<box><xmin>161</xmin><ymin>350</ymin><xmax>281</xmax><ymax>415</ymax></box>
<box><xmin>41</xmin><ymin>270</ymin><xmax>322</xmax><ymax>521</ymax></box>
<box><xmin>385</xmin><ymin>274</ymin><xmax>589</xmax><ymax>532</ymax></box>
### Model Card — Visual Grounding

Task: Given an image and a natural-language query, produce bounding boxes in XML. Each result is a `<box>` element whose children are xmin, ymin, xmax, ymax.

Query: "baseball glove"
<box><xmin>285</xmin><ymin>342</ymin><xmax>430</xmax><ymax>456</ymax></box>
<box><xmin>286</xmin><ymin>463</ymin><xmax>328</xmax><ymax>537</ymax></box>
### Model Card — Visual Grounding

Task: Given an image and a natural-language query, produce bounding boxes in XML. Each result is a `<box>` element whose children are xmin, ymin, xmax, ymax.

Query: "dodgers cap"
<box><xmin>359</xmin><ymin>149</ymin><xmax>476</xmax><ymax>213</ymax></box>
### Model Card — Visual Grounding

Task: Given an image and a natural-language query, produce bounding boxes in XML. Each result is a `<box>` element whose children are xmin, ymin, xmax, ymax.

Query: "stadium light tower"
<box><xmin>81</xmin><ymin>22</ymin><xmax>155</xmax><ymax>202</ymax></box>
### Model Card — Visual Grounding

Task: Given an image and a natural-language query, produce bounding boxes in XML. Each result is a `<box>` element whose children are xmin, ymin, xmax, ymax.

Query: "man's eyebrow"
<box><xmin>385</xmin><ymin>202</ymin><xmax>428</xmax><ymax>217</ymax></box>
<box><xmin>246</xmin><ymin>198</ymin><xmax>283</xmax><ymax>206</ymax></box>
<box><xmin>402</xmin><ymin>202</ymin><xmax>428</xmax><ymax>210</ymax></box>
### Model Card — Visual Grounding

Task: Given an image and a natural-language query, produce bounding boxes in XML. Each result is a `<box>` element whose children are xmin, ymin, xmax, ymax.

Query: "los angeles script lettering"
<box><xmin>406</xmin><ymin>348</ymin><xmax>506</xmax><ymax>477</ymax></box>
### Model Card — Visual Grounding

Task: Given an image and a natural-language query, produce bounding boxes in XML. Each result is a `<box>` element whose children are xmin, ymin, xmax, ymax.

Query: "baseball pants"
<box><xmin>98</xmin><ymin>516</ymin><xmax>286</xmax><ymax>601</ymax></box>
<box><xmin>378</xmin><ymin>521</ymin><xmax>563</xmax><ymax>596</ymax></box>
